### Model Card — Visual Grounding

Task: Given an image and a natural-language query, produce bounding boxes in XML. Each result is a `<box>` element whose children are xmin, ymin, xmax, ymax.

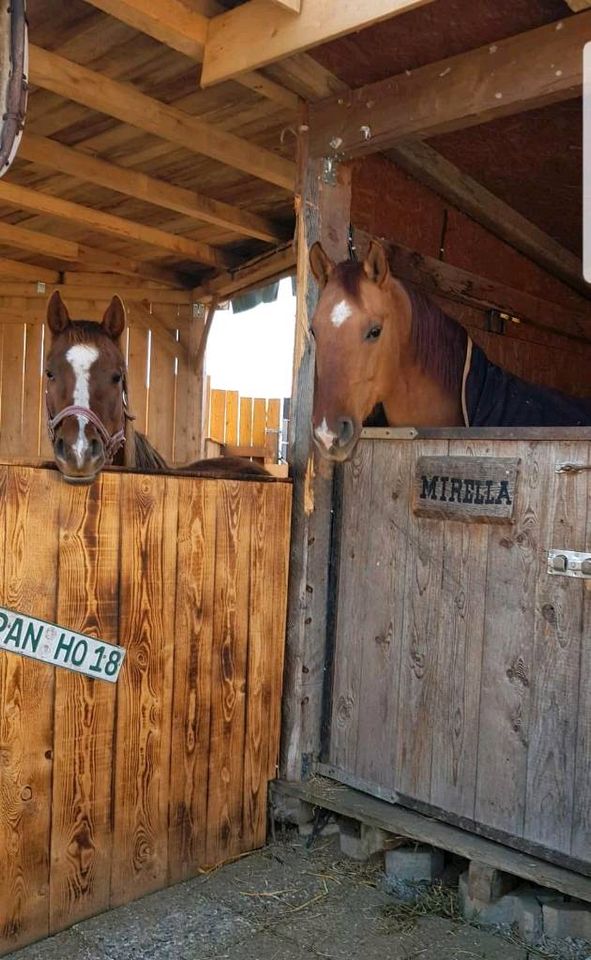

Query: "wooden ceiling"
<box><xmin>0</xmin><ymin>0</ymin><xmax>585</xmax><ymax>298</ymax></box>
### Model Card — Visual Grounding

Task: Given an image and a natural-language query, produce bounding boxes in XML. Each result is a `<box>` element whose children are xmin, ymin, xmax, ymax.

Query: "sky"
<box><xmin>205</xmin><ymin>277</ymin><xmax>296</xmax><ymax>400</ymax></box>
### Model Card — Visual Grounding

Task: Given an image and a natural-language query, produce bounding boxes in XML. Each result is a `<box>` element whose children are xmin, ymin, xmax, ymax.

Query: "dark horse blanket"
<box><xmin>463</xmin><ymin>340</ymin><xmax>591</xmax><ymax>427</ymax></box>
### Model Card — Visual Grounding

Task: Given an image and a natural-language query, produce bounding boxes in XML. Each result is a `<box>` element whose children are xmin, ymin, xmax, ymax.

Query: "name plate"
<box><xmin>0</xmin><ymin>607</ymin><xmax>126</xmax><ymax>682</ymax></box>
<box><xmin>413</xmin><ymin>456</ymin><xmax>520</xmax><ymax>523</ymax></box>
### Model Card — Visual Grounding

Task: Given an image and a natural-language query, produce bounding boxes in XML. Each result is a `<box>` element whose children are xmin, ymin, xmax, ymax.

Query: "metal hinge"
<box><xmin>548</xmin><ymin>549</ymin><xmax>591</xmax><ymax>579</ymax></box>
<box><xmin>321</xmin><ymin>156</ymin><xmax>337</xmax><ymax>185</ymax></box>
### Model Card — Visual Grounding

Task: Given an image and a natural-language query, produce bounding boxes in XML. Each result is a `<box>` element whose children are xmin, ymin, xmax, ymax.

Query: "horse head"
<box><xmin>45</xmin><ymin>291</ymin><xmax>129</xmax><ymax>484</ymax></box>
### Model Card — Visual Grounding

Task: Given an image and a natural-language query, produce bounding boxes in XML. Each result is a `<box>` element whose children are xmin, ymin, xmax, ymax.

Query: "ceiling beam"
<box><xmin>309</xmin><ymin>13</ymin><xmax>586</xmax><ymax>158</ymax></box>
<box><xmin>0</xmin><ymin>283</ymin><xmax>191</xmax><ymax>304</ymax></box>
<box><xmin>81</xmin><ymin>0</ymin><xmax>300</xmax><ymax>110</ymax></box>
<box><xmin>193</xmin><ymin>242</ymin><xmax>295</xmax><ymax>302</ymax></box>
<box><xmin>0</xmin><ymin>180</ymin><xmax>233</xmax><ymax>268</ymax></box>
<box><xmin>0</xmin><ymin>221</ymin><xmax>79</xmax><ymax>262</ymax></box>
<box><xmin>201</xmin><ymin>0</ymin><xmax>433</xmax><ymax>86</ymax></box>
<box><xmin>387</xmin><ymin>140</ymin><xmax>589</xmax><ymax>299</ymax></box>
<box><xmin>564</xmin><ymin>0</ymin><xmax>591</xmax><ymax>9</ymax></box>
<box><xmin>270</xmin><ymin>0</ymin><xmax>301</xmax><ymax>10</ymax></box>
<box><xmin>19</xmin><ymin>134</ymin><xmax>285</xmax><ymax>245</ymax></box>
<box><xmin>29</xmin><ymin>44</ymin><xmax>295</xmax><ymax>191</ymax></box>
<box><xmin>74</xmin><ymin>245</ymin><xmax>194</xmax><ymax>287</ymax></box>
<box><xmin>0</xmin><ymin>258</ymin><xmax>60</xmax><ymax>283</ymax></box>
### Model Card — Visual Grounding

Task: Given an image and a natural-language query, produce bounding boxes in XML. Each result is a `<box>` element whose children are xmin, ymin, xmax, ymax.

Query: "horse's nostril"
<box><xmin>90</xmin><ymin>438</ymin><xmax>102</xmax><ymax>459</ymax></box>
<box><xmin>337</xmin><ymin>418</ymin><xmax>354</xmax><ymax>446</ymax></box>
<box><xmin>55</xmin><ymin>438</ymin><xmax>66</xmax><ymax>460</ymax></box>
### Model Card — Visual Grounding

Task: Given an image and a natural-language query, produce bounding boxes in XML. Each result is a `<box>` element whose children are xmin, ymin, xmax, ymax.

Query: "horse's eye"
<box><xmin>46</xmin><ymin>369</ymin><xmax>54</xmax><ymax>380</ymax></box>
<box><xmin>112</xmin><ymin>372</ymin><xmax>122</xmax><ymax>384</ymax></box>
<box><xmin>365</xmin><ymin>325</ymin><xmax>382</xmax><ymax>341</ymax></box>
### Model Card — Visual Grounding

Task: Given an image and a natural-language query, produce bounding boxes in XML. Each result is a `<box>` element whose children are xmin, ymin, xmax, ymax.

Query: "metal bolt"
<box><xmin>551</xmin><ymin>554</ymin><xmax>567</xmax><ymax>572</ymax></box>
<box><xmin>582</xmin><ymin>559</ymin><xmax>591</xmax><ymax>577</ymax></box>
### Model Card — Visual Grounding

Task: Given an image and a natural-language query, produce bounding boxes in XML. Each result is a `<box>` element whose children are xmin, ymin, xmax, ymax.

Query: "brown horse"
<box><xmin>309</xmin><ymin>240</ymin><xmax>591</xmax><ymax>461</ymax></box>
<box><xmin>45</xmin><ymin>291</ymin><xmax>269</xmax><ymax>483</ymax></box>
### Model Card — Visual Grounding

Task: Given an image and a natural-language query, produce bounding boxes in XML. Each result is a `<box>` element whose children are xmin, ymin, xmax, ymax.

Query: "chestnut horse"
<box><xmin>45</xmin><ymin>291</ymin><xmax>269</xmax><ymax>483</ymax></box>
<box><xmin>309</xmin><ymin>240</ymin><xmax>591</xmax><ymax>462</ymax></box>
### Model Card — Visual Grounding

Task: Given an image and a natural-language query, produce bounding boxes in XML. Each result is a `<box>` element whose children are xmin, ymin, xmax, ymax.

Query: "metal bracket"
<box><xmin>321</xmin><ymin>156</ymin><xmax>338</xmax><ymax>185</ymax></box>
<box><xmin>548</xmin><ymin>549</ymin><xmax>591</xmax><ymax>579</ymax></box>
<box><xmin>192</xmin><ymin>302</ymin><xmax>206</xmax><ymax>320</ymax></box>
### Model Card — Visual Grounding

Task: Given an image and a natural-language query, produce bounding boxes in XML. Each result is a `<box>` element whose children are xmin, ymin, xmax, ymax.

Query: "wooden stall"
<box><xmin>0</xmin><ymin>461</ymin><xmax>291</xmax><ymax>955</ymax></box>
<box><xmin>268</xmin><ymin>0</ymin><xmax>591</xmax><ymax>899</ymax></box>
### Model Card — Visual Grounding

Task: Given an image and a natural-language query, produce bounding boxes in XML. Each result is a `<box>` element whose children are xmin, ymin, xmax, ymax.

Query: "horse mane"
<box><xmin>331</xmin><ymin>259</ymin><xmax>467</xmax><ymax>395</ymax></box>
<box><xmin>133</xmin><ymin>430</ymin><xmax>169</xmax><ymax>471</ymax></box>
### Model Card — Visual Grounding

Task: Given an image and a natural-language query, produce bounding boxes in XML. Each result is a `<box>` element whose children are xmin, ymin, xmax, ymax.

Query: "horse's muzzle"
<box><xmin>312</xmin><ymin>416</ymin><xmax>360</xmax><ymax>462</ymax></box>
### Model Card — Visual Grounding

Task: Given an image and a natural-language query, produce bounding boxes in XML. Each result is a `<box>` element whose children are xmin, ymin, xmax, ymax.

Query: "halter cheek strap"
<box><xmin>46</xmin><ymin>381</ymin><xmax>134</xmax><ymax>465</ymax></box>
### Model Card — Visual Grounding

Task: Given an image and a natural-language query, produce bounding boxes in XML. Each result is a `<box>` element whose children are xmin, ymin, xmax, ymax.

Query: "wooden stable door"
<box><xmin>326</xmin><ymin>431</ymin><xmax>591</xmax><ymax>873</ymax></box>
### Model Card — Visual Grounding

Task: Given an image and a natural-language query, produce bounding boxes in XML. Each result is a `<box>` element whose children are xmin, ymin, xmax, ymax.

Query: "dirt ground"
<box><xmin>6</xmin><ymin>829</ymin><xmax>553</xmax><ymax>960</ymax></box>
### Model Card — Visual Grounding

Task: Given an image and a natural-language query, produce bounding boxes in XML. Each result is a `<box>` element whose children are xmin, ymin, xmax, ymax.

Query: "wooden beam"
<box><xmin>28</xmin><ymin>44</ymin><xmax>296</xmax><ymax>191</ymax></box>
<box><xmin>309</xmin><ymin>14</ymin><xmax>586</xmax><ymax>158</ymax></box>
<box><xmin>564</xmin><ymin>0</ymin><xmax>591</xmax><ymax>9</ymax></box>
<box><xmin>0</xmin><ymin>221</ymin><xmax>78</xmax><ymax>262</ymax></box>
<box><xmin>0</xmin><ymin>283</ymin><xmax>191</xmax><ymax>304</ymax></box>
<box><xmin>201</xmin><ymin>0</ymin><xmax>433</xmax><ymax>86</ymax></box>
<box><xmin>0</xmin><ymin>180</ymin><xmax>231</xmax><ymax>269</ymax></box>
<box><xmin>75</xmin><ymin>245</ymin><xmax>194</xmax><ymax>288</ymax></box>
<box><xmin>387</xmin><ymin>140</ymin><xmax>589</xmax><ymax>299</ymax></box>
<box><xmin>19</xmin><ymin>134</ymin><xmax>284</xmax><ymax>245</ymax></box>
<box><xmin>81</xmin><ymin>0</ymin><xmax>300</xmax><ymax>110</ymax></box>
<box><xmin>0</xmin><ymin>258</ymin><xmax>59</xmax><ymax>283</ymax></box>
<box><xmin>269</xmin><ymin>0</ymin><xmax>301</xmax><ymax>10</ymax></box>
<box><xmin>192</xmin><ymin>243</ymin><xmax>295</xmax><ymax>302</ymax></box>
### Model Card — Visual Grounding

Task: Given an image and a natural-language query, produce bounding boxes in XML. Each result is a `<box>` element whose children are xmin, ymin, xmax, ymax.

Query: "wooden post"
<box><xmin>281</xmin><ymin>119</ymin><xmax>351</xmax><ymax>781</ymax></box>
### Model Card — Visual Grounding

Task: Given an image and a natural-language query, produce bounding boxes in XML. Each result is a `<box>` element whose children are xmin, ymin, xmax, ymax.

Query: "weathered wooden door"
<box><xmin>326</xmin><ymin>430</ymin><xmax>591</xmax><ymax>871</ymax></box>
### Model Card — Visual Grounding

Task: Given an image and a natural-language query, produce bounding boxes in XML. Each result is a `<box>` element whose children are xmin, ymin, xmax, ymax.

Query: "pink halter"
<box><xmin>46</xmin><ymin>394</ymin><xmax>129</xmax><ymax>465</ymax></box>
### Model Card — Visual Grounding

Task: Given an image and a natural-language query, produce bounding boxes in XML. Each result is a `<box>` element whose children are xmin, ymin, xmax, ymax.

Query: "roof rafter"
<box><xmin>28</xmin><ymin>44</ymin><xmax>296</xmax><ymax>191</ymax></box>
<box><xmin>19</xmin><ymin>133</ymin><xmax>285</xmax><ymax>245</ymax></box>
<box><xmin>201</xmin><ymin>0</ymin><xmax>433</xmax><ymax>87</ymax></box>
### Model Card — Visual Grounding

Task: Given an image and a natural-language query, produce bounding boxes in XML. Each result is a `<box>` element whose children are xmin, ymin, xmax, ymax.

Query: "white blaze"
<box><xmin>314</xmin><ymin>417</ymin><xmax>337</xmax><ymax>451</ymax></box>
<box><xmin>330</xmin><ymin>299</ymin><xmax>352</xmax><ymax>327</ymax></box>
<box><xmin>66</xmin><ymin>344</ymin><xmax>99</xmax><ymax>467</ymax></box>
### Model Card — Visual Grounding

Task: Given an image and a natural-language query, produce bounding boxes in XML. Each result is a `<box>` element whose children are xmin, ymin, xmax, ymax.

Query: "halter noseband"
<box><xmin>46</xmin><ymin>382</ymin><xmax>134</xmax><ymax>465</ymax></box>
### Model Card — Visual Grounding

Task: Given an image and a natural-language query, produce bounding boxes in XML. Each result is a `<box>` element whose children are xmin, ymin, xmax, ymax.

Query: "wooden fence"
<box><xmin>206</xmin><ymin>387</ymin><xmax>287</xmax><ymax>462</ymax></box>
<box><xmin>0</xmin><ymin>295</ymin><xmax>201</xmax><ymax>467</ymax></box>
<box><xmin>325</xmin><ymin>431</ymin><xmax>591</xmax><ymax>873</ymax></box>
<box><xmin>0</xmin><ymin>463</ymin><xmax>291</xmax><ymax>954</ymax></box>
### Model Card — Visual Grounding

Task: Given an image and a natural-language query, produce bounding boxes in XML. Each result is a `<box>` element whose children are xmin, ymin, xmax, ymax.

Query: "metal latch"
<box><xmin>548</xmin><ymin>549</ymin><xmax>591</xmax><ymax>579</ymax></box>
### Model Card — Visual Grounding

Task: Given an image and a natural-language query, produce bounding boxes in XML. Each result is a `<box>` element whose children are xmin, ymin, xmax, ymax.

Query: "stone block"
<box><xmin>339</xmin><ymin>820</ymin><xmax>390</xmax><ymax>861</ymax></box>
<box><xmin>543</xmin><ymin>899</ymin><xmax>591</xmax><ymax>941</ymax></box>
<box><xmin>384</xmin><ymin>845</ymin><xmax>445</xmax><ymax>883</ymax></box>
<box><xmin>468</xmin><ymin>861</ymin><xmax>516</xmax><ymax>903</ymax></box>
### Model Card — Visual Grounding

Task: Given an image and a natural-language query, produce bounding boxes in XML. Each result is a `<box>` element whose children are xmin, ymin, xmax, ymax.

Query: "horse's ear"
<box><xmin>309</xmin><ymin>242</ymin><xmax>335</xmax><ymax>289</ymax></box>
<box><xmin>101</xmin><ymin>295</ymin><xmax>126</xmax><ymax>341</ymax></box>
<box><xmin>46</xmin><ymin>290</ymin><xmax>71</xmax><ymax>335</ymax></box>
<box><xmin>363</xmin><ymin>241</ymin><xmax>390</xmax><ymax>287</ymax></box>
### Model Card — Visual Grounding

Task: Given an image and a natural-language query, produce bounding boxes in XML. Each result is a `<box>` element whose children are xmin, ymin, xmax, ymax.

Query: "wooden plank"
<box><xmin>0</xmin><ymin>259</ymin><xmax>59</xmax><ymax>283</ymax></box>
<box><xmin>224</xmin><ymin>390</ymin><xmax>239</xmax><ymax>447</ymax></box>
<box><xmin>351</xmin><ymin>441</ymin><xmax>413</xmax><ymax>789</ymax></box>
<box><xmin>192</xmin><ymin>244</ymin><xmax>296</xmax><ymax>304</ymax></box>
<box><xmin>209</xmin><ymin>389</ymin><xmax>226</xmax><ymax>443</ymax></box>
<box><xmin>265</xmin><ymin>398</ymin><xmax>281</xmax><ymax>462</ymax></box>
<box><xmin>22</xmin><ymin>323</ymin><xmax>44</xmax><ymax>457</ymax></box>
<box><xmin>146</xmin><ymin>339</ymin><xmax>176</xmax><ymax>464</ymax></box>
<box><xmin>201</xmin><ymin>0</ymin><xmax>433</xmax><ymax>86</ymax></box>
<box><xmin>386</xmin><ymin>141</ymin><xmax>589</xmax><ymax>299</ymax></box>
<box><xmin>525</xmin><ymin>442</ymin><xmax>587</xmax><ymax>855</ymax></box>
<box><xmin>570</xmin><ymin>440</ymin><xmax>591</xmax><ymax>861</ymax></box>
<box><xmin>396</xmin><ymin>439</ymin><xmax>448</xmax><ymax>803</ymax></box>
<box><xmin>0</xmin><ymin>222</ymin><xmax>78</xmax><ymax>263</ymax></box>
<box><xmin>20</xmin><ymin>134</ymin><xmax>283</xmax><ymax>245</ymax></box>
<box><xmin>309</xmin><ymin>15</ymin><xmax>586</xmax><ymax>159</ymax></box>
<box><xmin>273</xmin><ymin>778</ymin><xmax>591</xmax><ymax>904</ymax></box>
<box><xmin>206</xmin><ymin>481</ymin><xmax>252</xmax><ymax>865</ymax></box>
<box><xmin>111</xmin><ymin>474</ymin><xmax>177</xmax><ymax>905</ymax></box>
<box><xmin>251</xmin><ymin>398</ymin><xmax>266</xmax><ymax>448</ymax></box>
<box><xmin>125</xmin><ymin>324</ymin><xmax>149</xmax><ymax>435</ymax></box>
<box><xmin>168</xmin><ymin>477</ymin><xmax>217</xmax><ymax>882</ymax></box>
<box><xmin>173</xmin><ymin>311</ymin><xmax>204</xmax><ymax>465</ymax></box>
<box><xmin>28</xmin><ymin>44</ymin><xmax>296</xmax><ymax>191</ymax></box>
<box><xmin>0</xmin><ymin>324</ymin><xmax>25</xmax><ymax>457</ymax></box>
<box><xmin>413</xmin><ymin>455</ymin><xmax>519</xmax><ymax>524</ymax></box>
<box><xmin>430</xmin><ymin>439</ymin><xmax>491</xmax><ymax>819</ymax></box>
<box><xmin>0</xmin><ymin>181</ymin><xmax>229</xmax><ymax>270</ymax></box>
<box><xmin>362</xmin><ymin>426</ymin><xmax>591</xmax><ymax>442</ymax></box>
<box><xmin>239</xmin><ymin>397</ymin><xmax>253</xmax><ymax>447</ymax></box>
<box><xmin>269</xmin><ymin>0</ymin><xmax>301</xmax><ymax>10</ymax></box>
<box><xmin>565</xmin><ymin>0</ymin><xmax>591</xmax><ymax>8</ymax></box>
<box><xmin>81</xmin><ymin>0</ymin><xmax>208</xmax><ymax>58</ymax></box>
<box><xmin>0</xmin><ymin>285</ymin><xmax>191</xmax><ymax>305</ymax></box>
<box><xmin>475</xmin><ymin>441</ymin><xmax>543</xmax><ymax>837</ymax></box>
<box><xmin>0</xmin><ymin>467</ymin><xmax>59</xmax><ymax>952</ymax></box>
<box><xmin>266</xmin><ymin>485</ymin><xmax>292</xmax><ymax>778</ymax></box>
<box><xmin>49</xmin><ymin>475</ymin><xmax>119</xmax><ymax>931</ymax></box>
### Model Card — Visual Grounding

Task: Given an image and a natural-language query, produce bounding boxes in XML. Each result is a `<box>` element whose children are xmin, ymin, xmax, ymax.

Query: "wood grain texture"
<box><xmin>571</xmin><ymin>441</ymin><xmax>591</xmax><ymax>861</ymax></box>
<box><xmin>168</xmin><ymin>478</ymin><xmax>217</xmax><ymax>882</ymax></box>
<box><xmin>206</xmin><ymin>481</ymin><xmax>252</xmax><ymax>866</ymax></box>
<box><xmin>50</xmin><ymin>475</ymin><xmax>119</xmax><ymax>931</ymax></box>
<box><xmin>111</xmin><ymin>473</ymin><xmax>178</xmax><ymax>905</ymax></box>
<box><xmin>0</xmin><ymin>468</ymin><xmax>59</xmax><ymax>951</ymax></box>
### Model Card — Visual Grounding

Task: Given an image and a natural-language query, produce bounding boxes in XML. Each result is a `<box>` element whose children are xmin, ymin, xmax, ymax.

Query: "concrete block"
<box><xmin>339</xmin><ymin>820</ymin><xmax>390</xmax><ymax>861</ymax></box>
<box><xmin>468</xmin><ymin>860</ymin><xmax>516</xmax><ymax>903</ymax></box>
<box><xmin>271</xmin><ymin>796</ymin><xmax>315</xmax><ymax>826</ymax></box>
<box><xmin>458</xmin><ymin>872</ymin><xmax>515</xmax><ymax>926</ymax></box>
<box><xmin>509</xmin><ymin>893</ymin><xmax>543</xmax><ymax>943</ymax></box>
<box><xmin>543</xmin><ymin>899</ymin><xmax>591</xmax><ymax>940</ymax></box>
<box><xmin>384</xmin><ymin>845</ymin><xmax>445</xmax><ymax>883</ymax></box>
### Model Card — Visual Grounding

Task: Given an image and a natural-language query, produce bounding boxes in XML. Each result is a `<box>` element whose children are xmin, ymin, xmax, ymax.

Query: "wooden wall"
<box><xmin>206</xmin><ymin>386</ymin><xmax>284</xmax><ymax>461</ymax></box>
<box><xmin>351</xmin><ymin>155</ymin><xmax>591</xmax><ymax>398</ymax></box>
<box><xmin>0</xmin><ymin>464</ymin><xmax>291</xmax><ymax>955</ymax></box>
<box><xmin>0</xmin><ymin>292</ymin><xmax>202</xmax><ymax>467</ymax></box>
<box><xmin>327</xmin><ymin>434</ymin><xmax>591</xmax><ymax>870</ymax></box>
